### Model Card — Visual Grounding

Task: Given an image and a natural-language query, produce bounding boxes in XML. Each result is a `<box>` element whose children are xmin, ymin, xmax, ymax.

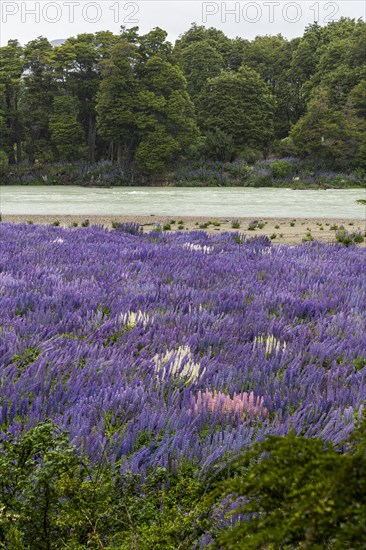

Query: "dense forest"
<box><xmin>0</xmin><ymin>19</ymin><xmax>365</xmax><ymax>185</ymax></box>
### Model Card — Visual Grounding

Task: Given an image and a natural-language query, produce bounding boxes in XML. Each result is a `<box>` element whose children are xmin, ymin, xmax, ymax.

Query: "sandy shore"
<box><xmin>2</xmin><ymin>215</ymin><xmax>366</xmax><ymax>245</ymax></box>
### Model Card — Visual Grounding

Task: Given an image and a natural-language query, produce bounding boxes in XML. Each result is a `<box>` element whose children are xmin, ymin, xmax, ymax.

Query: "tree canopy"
<box><xmin>1</xmin><ymin>19</ymin><xmax>365</xmax><ymax>177</ymax></box>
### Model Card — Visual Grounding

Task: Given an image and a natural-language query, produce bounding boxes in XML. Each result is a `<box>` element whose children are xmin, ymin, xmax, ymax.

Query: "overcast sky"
<box><xmin>1</xmin><ymin>1</ymin><xmax>365</xmax><ymax>46</ymax></box>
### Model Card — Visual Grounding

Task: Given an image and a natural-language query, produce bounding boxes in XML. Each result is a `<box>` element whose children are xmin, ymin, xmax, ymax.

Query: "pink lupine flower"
<box><xmin>189</xmin><ymin>389</ymin><xmax>267</xmax><ymax>420</ymax></box>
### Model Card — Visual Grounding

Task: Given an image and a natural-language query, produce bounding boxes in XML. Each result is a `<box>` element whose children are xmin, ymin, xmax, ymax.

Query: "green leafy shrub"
<box><xmin>302</xmin><ymin>232</ymin><xmax>314</xmax><ymax>242</ymax></box>
<box><xmin>231</xmin><ymin>220</ymin><xmax>241</xmax><ymax>229</ymax></box>
<box><xmin>239</xmin><ymin>146</ymin><xmax>263</xmax><ymax>164</ymax></box>
<box><xmin>0</xmin><ymin>423</ymin><xmax>211</xmax><ymax>549</ymax></box>
<box><xmin>271</xmin><ymin>160</ymin><xmax>292</xmax><ymax>179</ymax></box>
<box><xmin>337</xmin><ymin>230</ymin><xmax>364</xmax><ymax>245</ymax></box>
<box><xmin>248</xmin><ymin>220</ymin><xmax>258</xmax><ymax>231</ymax></box>
<box><xmin>210</xmin><ymin>411</ymin><xmax>366</xmax><ymax>549</ymax></box>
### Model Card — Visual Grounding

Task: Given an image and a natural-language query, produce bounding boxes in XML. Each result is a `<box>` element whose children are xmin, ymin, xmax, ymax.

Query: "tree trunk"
<box><xmin>16</xmin><ymin>137</ymin><xmax>22</xmax><ymax>164</ymax></box>
<box><xmin>117</xmin><ymin>142</ymin><xmax>123</xmax><ymax>167</ymax></box>
<box><xmin>28</xmin><ymin>132</ymin><xmax>35</xmax><ymax>165</ymax></box>
<box><xmin>88</xmin><ymin>113</ymin><xmax>96</xmax><ymax>164</ymax></box>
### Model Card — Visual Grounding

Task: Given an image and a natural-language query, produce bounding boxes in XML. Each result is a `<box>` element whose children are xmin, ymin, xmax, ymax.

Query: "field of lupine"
<box><xmin>1</xmin><ymin>222</ymin><xmax>366</xmax><ymax>477</ymax></box>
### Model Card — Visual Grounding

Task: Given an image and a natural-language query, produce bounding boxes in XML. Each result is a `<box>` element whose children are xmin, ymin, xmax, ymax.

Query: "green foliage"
<box><xmin>290</xmin><ymin>87</ymin><xmax>358</xmax><ymax>164</ymax></box>
<box><xmin>198</xmin><ymin>67</ymin><xmax>274</xmax><ymax>155</ymax></box>
<box><xmin>21</xmin><ymin>37</ymin><xmax>55</xmax><ymax>164</ymax></box>
<box><xmin>0</xmin><ymin>40</ymin><xmax>24</xmax><ymax>164</ymax></box>
<box><xmin>247</xmin><ymin>221</ymin><xmax>258</xmax><ymax>230</ymax></box>
<box><xmin>273</xmin><ymin>137</ymin><xmax>298</xmax><ymax>158</ymax></box>
<box><xmin>11</xmin><ymin>347</ymin><xmax>40</xmax><ymax>370</ymax></box>
<box><xmin>0</xmin><ymin>423</ymin><xmax>82</xmax><ymax>548</ymax></box>
<box><xmin>271</xmin><ymin>160</ymin><xmax>292</xmax><ymax>179</ymax></box>
<box><xmin>0</xmin><ymin>151</ymin><xmax>8</xmax><ymax>172</ymax></box>
<box><xmin>0</xmin><ymin>424</ymin><xmax>211</xmax><ymax>549</ymax></box>
<box><xmin>49</xmin><ymin>96</ymin><xmax>85</xmax><ymax>161</ymax></box>
<box><xmin>336</xmin><ymin>229</ymin><xmax>364</xmax><ymax>246</ymax></box>
<box><xmin>211</xmin><ymin>410</ymin><xmax>366</xmax><ymax>549</ymax></box>
<box><xmin>96</xmin><ymin>29</ymin><xmax>198</xmax><ymax>175</ymax></box>
<box><xmin>1</xmin><ymin>412</ymin><xmax>366</xmax><ymax>549</ymax></box>
<box><xmin>203</xmin><ymin>129</ymin><xmax>235</xmax><ymax>162</ymax></box>
<box><xmin>177</xmin><ymin>40</ymin><xmax>224</xmax><ymax>101</ymax></box>
<box><xmin>1</xmin><ymin>19</ymin><xmax>366</xmax><ymax>177</ymax></box>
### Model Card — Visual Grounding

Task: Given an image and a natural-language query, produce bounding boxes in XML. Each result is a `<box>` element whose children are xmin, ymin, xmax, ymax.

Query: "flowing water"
<box><xmin>1</xmin><ymin>186</ymin><xmax>365</xmax><ymax>218</ymax></box>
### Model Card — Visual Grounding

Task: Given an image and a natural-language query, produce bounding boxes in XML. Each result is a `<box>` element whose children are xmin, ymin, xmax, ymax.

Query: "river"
<box><xmin>1</xmin><ymin>186</ymin><xmax>365</xmax><ymax>219</ymax></box>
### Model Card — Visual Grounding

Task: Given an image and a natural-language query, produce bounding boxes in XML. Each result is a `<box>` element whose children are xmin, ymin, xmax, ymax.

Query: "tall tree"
<box><xmin>53</xmin><ymin>31</ymin><xmax>117</xmax><ymax>163</ymax></box>
<box><xmin>0</xmin><ymin>40</ymin><xmax>24</xmax><ymax>164</ymax></box>
<box><xmin>49</xmin><ymin>96</ymin><xmax>85</xmax><ymax>161</ymax></box>
<box><xmin>243</xmin><ymin>35</ymin><xmax>299</xmax><ymax>138</ymax></box>
<box><xmin>96</xmin><ymin>39</ymin><xmax>140</xmax><ymax>169</ymax></box>
<box><xmin>97</xmin><ymin>28</ymin><xmax>198</xmax><ymax>177</ymax></box>
<box><xmin>21</xmin><ymin>37</ymin><xmax>55</xmax><ymax>164</ymax></box>
<box><xmin>198</xmin><ymin>67</ymin><xmax>274</xmax><ymax>156</ymax></box>
<box><xmin>135</xmin><ymin>54</ymin><xmax>198</xmax><ymax>174</ymax></box>
<box><xmin>176</xmin><ymin>41</ymin><xmax>224</xmax><ymax>102</ymax></box>
<box><xmin>290</xmin><ymin>87</ymin><xmax>359</xmax><ymax>165</ymax></box>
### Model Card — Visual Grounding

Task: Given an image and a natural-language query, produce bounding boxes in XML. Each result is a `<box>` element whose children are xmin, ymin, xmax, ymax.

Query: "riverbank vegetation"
<box><xmin>1</xmin><ymin>19</ymin><xmax>365</xmax><ymax>186</ymax></box>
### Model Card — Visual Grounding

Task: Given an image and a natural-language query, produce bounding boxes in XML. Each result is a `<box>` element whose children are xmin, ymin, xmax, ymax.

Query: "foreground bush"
<box><xmin>1</xmin><ymin>414</ymin><xmax>365</xmax><ymax>548</ymax></box>
<box><xmin>213</xmin><ymin>410</ymin><xmax>366</xmax><ymax>549</ymax></box>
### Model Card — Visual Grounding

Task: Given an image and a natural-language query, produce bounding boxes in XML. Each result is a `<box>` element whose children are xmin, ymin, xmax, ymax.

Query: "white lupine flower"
<box><xmin>253</xmin><ymin>334</ymin><xmax>287</xmax><ymax>354</ymax></box>
<box><xmin>183</xmin><ymin>243</ymin><xmax>213</xmax><ymax>254</ymax></box>
<box><xmin>188</xmin><ymin>303</ymin><xmax>203</xmax><ymax>314</ymax></box>
<box><xmin>154</xmin><ymin>345</ymin><xmax>205</xmax><ymax>382</ymax></box>
<box><xmin>119</xmin><ymin>310</ymin><xmax>150</xmax><ymax>328</ymax></box>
